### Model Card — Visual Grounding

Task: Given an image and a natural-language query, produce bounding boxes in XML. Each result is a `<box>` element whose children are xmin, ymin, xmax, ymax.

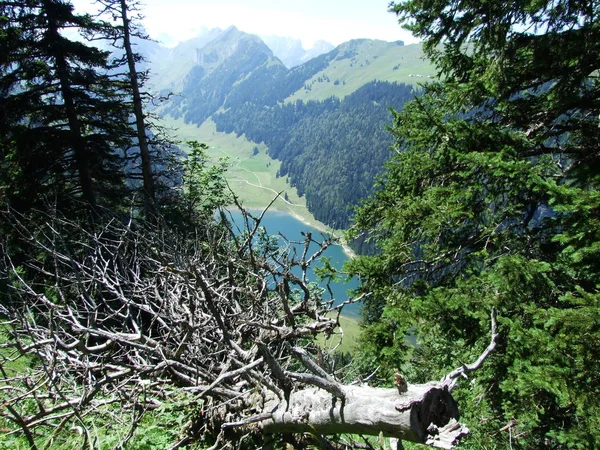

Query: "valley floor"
<box><xmin>159</xmin><ymin>115</ymin><xmax>356</xmax><ymax>257</ymax></box>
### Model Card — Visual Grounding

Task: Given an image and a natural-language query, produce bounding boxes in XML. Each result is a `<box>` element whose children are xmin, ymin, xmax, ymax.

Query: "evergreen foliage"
<box><xmin>215</xmin><ymin>81</ymin><xmax>418</xmax><ymax>229</ymax></box>
<box><xmin>171</xmin><ymin>140</ymin><xmax>230</xmax><ymax>227</ymax></box>
<box><xmin>0</xmin><ymin>0</ymin><xmax>131</xmax><ymax>215</ymax></box>
<box><xmin>348</xmin><ymin>0</ymin><xmax>600</xmax><ymax>447</ymax></box>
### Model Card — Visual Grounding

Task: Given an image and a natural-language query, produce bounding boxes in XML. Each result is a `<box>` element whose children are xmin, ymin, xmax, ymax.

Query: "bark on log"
<box><xmin>259</xmin><ymin>382</ymin><xmax>468</xmax><ymax>448</ymax></box>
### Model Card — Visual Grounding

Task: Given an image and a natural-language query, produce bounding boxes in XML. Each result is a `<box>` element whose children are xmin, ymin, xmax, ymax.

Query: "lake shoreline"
<box><xmin>225</xmin><ymin>204</ymin><xmax>357</xmax><ymax>259</ymax></box>
<box><xmin>223</xmin><ymin>207</ymin><xmax>361</xmax><ymax>318</ymax></box>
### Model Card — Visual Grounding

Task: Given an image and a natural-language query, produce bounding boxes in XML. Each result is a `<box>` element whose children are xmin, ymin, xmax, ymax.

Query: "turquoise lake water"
<box><xmin>224</xmin><ymin>209</ymin><xmax>361</xmax><ymax>318</ymax></box>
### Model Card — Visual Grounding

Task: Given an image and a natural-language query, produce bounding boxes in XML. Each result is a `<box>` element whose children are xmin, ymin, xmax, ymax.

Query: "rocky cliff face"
<box><xmin>160</xmin><ymin>26</ymin><xmax>286</xmax><ymax>125</ymax></box>
<box><xmin>260</xmin><ymin>35</ymin><xmax>334</xmax><ymax>68</ymax></box>
<box><xmin>302</xmin><ymin>40</ymin><xmax>335</xmax><ymax>64</ymax></box>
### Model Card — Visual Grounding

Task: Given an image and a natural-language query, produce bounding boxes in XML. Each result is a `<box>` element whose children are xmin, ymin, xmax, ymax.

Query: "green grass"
<box><xmin>318</xmin><ymin>313</ymin><xmax>362</xmax><ymax>355</ymax></box>
<box><xmin>158</xmin><ymin>116</ymin><xmax>342</xmax><ymax>234</ymax></box>
<box><xmin>287</xmin><ymin>42</ymin><xmax>433</xmax><ymax>103</ymax></box>
<box><xmin>0</xmin><ymin>325</ymin><xmax>34</xmax><ymax>376</ymax></box>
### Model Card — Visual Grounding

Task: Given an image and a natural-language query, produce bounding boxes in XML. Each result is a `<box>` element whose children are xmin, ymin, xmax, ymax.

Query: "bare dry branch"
<box><xmin>441</xmin><ymin>308</ymin><xmax>499</xmax><ymax>391</ymax></box>
<box><xmin>0</xmin><ymin>207</ymin><xmax>479</xmax><ymax>448</ymax></box>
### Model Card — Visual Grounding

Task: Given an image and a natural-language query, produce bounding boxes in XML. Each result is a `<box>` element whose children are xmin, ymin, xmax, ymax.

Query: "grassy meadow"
<box><xmin>318</xmin><ymin>313</ymin><xmax>362</xmax><ymax>355</ymax></box>
<box><xmin>159</xmin><ymin>116</ymin><xmax>338</xmax><ymax>233</ymax></box>
<box><xmin>287</xmin><ymin>42</ymin><xmax>433</xmax><ymax>103</ymax></box>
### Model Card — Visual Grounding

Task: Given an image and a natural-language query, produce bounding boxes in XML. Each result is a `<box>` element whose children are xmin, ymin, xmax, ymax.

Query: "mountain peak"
<box><xmin>222</xmin><ymin>25</ymin><xmax>240</xmax><ymax>35</ymax></box>
<box><xmin>259</xmin><ymin>35</ymin><xmax>334</xmax><ymax>68</ymax></box>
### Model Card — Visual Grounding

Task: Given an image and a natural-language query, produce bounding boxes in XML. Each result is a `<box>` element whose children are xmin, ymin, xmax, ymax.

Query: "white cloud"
<box><xmin>72</xmin><ymin>0</ymin><xmax>417</xmax><ymax>49</ymax></box>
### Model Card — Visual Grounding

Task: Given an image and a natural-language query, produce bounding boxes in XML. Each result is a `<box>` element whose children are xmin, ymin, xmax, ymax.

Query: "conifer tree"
<box><xmin>348</xmin><ymin>1</ymin><xmax>600</xmax><ymax>448</ymax></box>
<box><xmin>95</xmin><ymin>0</ymin><xmax>158</xmax><ymax>216</ymax></box>
<box><xmin>0</xmin><ymin>0</ymin><xmax>131</xmax><ymax>215</ymax></box>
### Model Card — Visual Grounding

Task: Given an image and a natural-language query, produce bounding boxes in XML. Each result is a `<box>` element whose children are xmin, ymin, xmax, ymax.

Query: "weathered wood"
<box><xmin>1</xmin><ymin>208</ymin><xmax>495</xmax><ymax>449</ymax></box>
<box><xmin>260</xmin><ymin>383</ymin><xmax>467</xmax><ymax>448</ymax></box>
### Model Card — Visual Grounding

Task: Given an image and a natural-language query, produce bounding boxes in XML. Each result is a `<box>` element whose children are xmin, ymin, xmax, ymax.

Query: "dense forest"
<box><xmin>1</xmin><ymin>0</ymin><xmax>600</xmax><ymax>449</ymax></box>
<box><xmin>163</xmin><ymin>31</ymin><xmax>419</xmax><ymax>229</ymax></box>
<box><xmin>214</xmin><ymin>81</ymin><xmax>417</xmax><ymax>228</ymax></box>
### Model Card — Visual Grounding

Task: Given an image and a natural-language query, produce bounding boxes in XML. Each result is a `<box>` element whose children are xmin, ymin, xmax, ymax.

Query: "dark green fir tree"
<box><xmin>347</xmin><ymin>1</ymin><xmax>600</xmax><ymax>448</ymax></box>
<box><xmin>0</xmin><ymin>0</ymin><xmax>131</xmax><ymax>216</ymax></box>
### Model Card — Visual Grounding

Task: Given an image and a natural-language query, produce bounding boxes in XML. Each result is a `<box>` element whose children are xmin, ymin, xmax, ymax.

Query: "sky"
<box><xmin>72</xmin><ymin>0</ymin><xmax>418</xmax><ymax>49</ymax></box>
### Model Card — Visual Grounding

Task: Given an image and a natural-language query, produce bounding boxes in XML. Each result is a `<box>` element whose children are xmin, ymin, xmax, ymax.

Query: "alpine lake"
<box><xmin>224</xmin><ymin>209</ymin><xmax>361</xmax><ymax>319</ymax></box>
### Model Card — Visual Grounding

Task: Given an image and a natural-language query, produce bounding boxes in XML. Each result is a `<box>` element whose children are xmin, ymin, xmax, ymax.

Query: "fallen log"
<box><xmin>259</xmin><ymin>382</ymin><xmax>468</xmax><ymax>449</ymax></box>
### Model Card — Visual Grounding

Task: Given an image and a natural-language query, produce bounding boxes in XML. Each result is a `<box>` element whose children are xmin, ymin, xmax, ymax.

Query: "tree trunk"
<box><xmin>259</xmin><ymin>383</ymin><xmax>468</xmax><ymax>449</ymax></box>
<box><xmin>43</xmin><ymin>0</ymin><xmax>97</xmax><ymax>210</ymax></box>
<box><xmin>119</xmin><ymin>0</ymin><xmax>156</xmax><ymax>216</ymax></box>
<box><xmin>1</xmin><ymin>213</ymin><xmax>494</xmax><ymax>449</ymax></box>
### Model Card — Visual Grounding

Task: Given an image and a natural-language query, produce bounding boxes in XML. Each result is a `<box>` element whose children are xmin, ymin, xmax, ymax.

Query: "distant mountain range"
<box><xmin>145</xmin><ymin>26</ymin><xmax>432</xmax><ymax>230</ymax></box>
<box><xmin>259</xmin><ymin>35</ymin><xmax>335</xmax><ymax>68</ymax></box>
<box><xmin>145</xmin><ymin>26</ymin><xmax>337</xmax><ymax>92</ymax></box>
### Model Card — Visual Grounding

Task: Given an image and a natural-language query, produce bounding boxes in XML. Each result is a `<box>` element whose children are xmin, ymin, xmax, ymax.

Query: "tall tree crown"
<box><xmin>348</xmin><ymin>1</ymin><xmax>600</xmax><ymax>447</ymax></box>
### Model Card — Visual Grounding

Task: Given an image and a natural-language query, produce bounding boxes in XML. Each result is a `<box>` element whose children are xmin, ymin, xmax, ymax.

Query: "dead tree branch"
<box><xmin>0</xmin><ymin>207</ymin><xmax>487</xmax><ymax>448</ymax></box>
<box><xmin>441</xmin><ymin>308</ymin><xmax>499</xmax><ymax>391</ymax></box>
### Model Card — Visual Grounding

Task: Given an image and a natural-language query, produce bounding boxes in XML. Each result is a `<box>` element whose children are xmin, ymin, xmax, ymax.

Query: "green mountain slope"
<box><xmin>150</xmin><ymin>31</ymin><xmax>429</xmax><ymax>231</ymax></box>
<box><xmin>214</xmin><ymin>81</ymin><xmax>418</xmax><ymax>229</ymax></box>
<box><xmin>286</xmin><ymin>39</ymin><xmax>432</xmax><ymax>102</ymax></box>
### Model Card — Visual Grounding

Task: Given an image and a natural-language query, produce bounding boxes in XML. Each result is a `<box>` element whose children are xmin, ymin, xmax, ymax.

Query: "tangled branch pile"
<box><xmin>0</xmin><ymin>208</ymin><xmax>473</xmax><ymax>449</ymax></box>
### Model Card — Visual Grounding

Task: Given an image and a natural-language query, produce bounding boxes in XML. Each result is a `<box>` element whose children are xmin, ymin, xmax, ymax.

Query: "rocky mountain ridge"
<box><xmin>260</xmin><ymin>35</ymin><xmax>335</xmax><ymax>68</ymax></box>
<box><xmin>146</xmin><ymin>27</ymin><xmax>431</xmax><ymax>229</ymax></box>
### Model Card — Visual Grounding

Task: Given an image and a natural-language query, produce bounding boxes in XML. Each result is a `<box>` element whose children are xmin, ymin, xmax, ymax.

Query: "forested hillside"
<box><xmin>215</xmin><ymin>81</ymin><xmax>417</xmax><ymax>227</ymax></box>
<box><xmin>155</xmin><ymin>32</ymin><xmax>427</xmax><ymax>228</ymax></box>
